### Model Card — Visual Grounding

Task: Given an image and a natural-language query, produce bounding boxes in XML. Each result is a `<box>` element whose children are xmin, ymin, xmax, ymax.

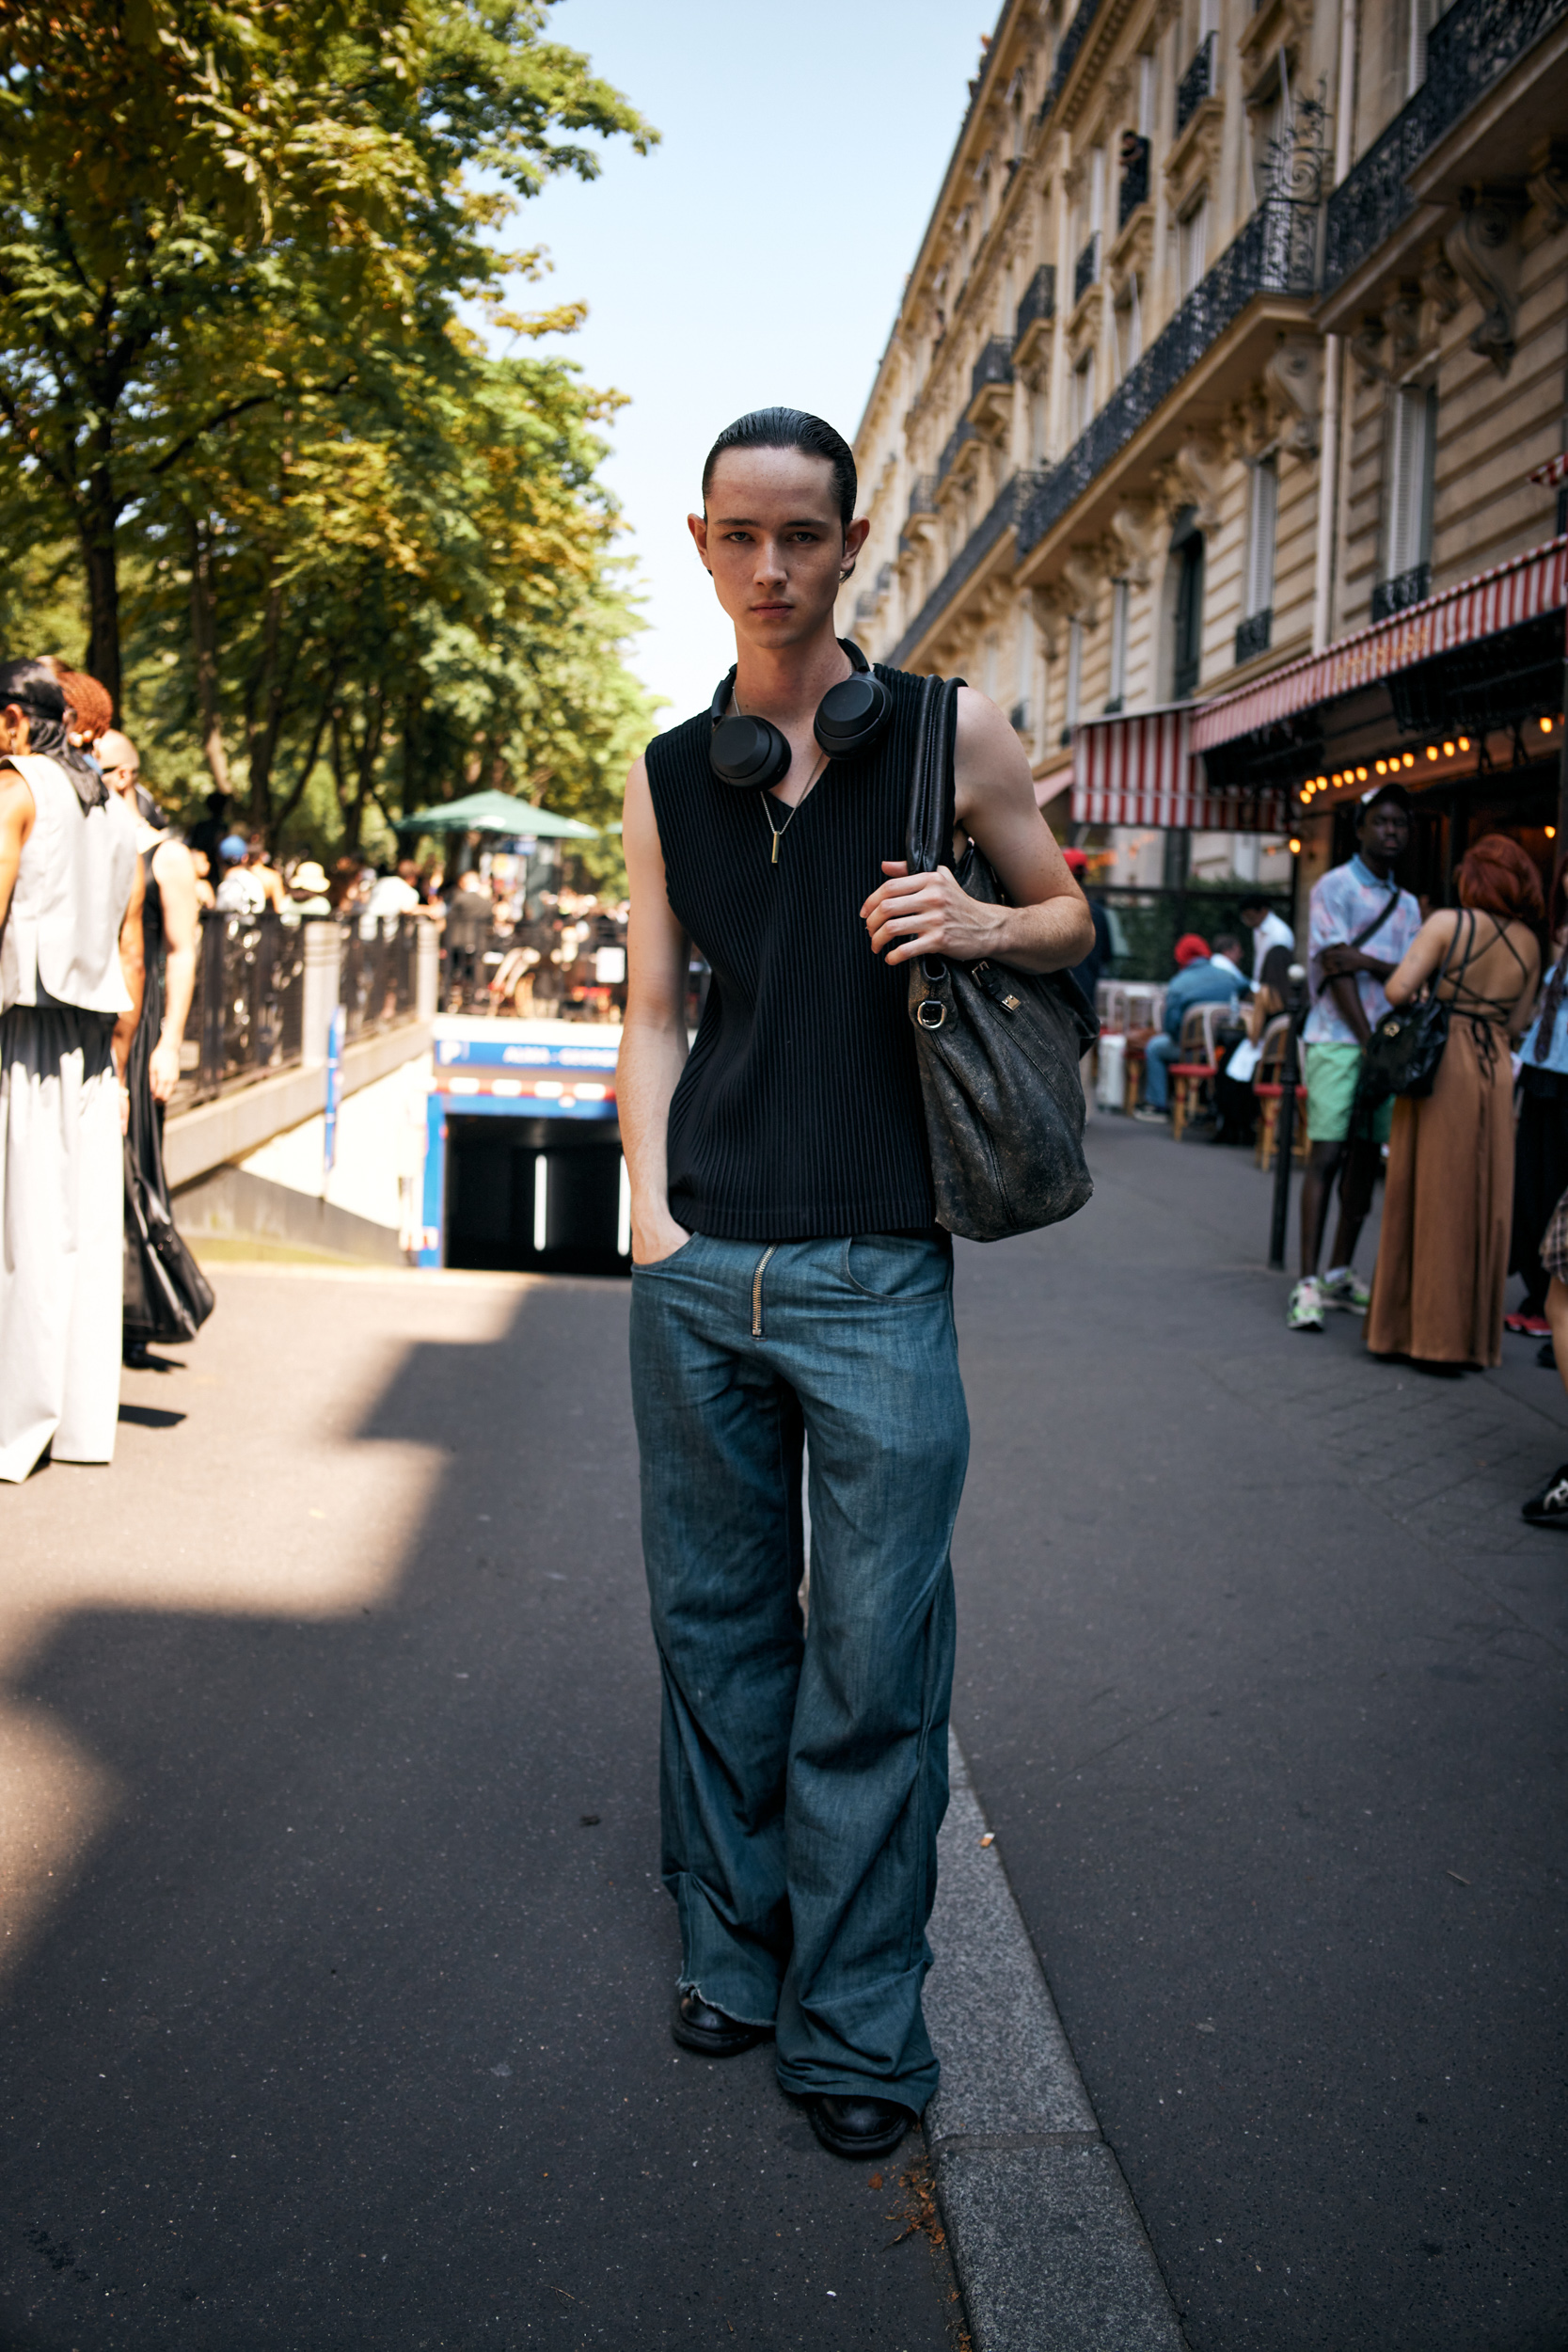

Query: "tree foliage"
<box><xmin>0</xmin><ymin>0</ymin><xmax>658</xmax><ymax>852</ymax></box>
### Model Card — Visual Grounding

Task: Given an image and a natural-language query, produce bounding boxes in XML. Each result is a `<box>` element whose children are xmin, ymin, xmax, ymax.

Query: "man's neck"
<box><xmin>732</xmin><ymin>623</ymin><xmax>852</xmax><ymax>725</ymax></box>
<box><xmin>1355</xmin><ymin>850</ymin><xmax>1396</xmax><ymax>883</ymax></box>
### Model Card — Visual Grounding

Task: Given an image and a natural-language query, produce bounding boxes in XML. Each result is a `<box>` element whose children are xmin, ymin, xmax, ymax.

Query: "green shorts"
<box><xmin>1305</xmin><ymin>1041</ymin><xmax>1391</xmax><ymax>1146</ymax></box>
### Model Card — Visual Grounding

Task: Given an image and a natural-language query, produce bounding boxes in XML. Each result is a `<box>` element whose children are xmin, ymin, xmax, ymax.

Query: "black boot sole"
<box><xmin>808</xmin><ymin>2102</ymin><xmax>913</xmax><ymax>2161</ymax></box>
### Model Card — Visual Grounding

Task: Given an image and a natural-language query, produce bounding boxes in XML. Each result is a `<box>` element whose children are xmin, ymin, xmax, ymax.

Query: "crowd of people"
<box><xmin>1110</xmin><ymin>779</ymin><xmax>1568</xmax><ymax>1527</ymax></box>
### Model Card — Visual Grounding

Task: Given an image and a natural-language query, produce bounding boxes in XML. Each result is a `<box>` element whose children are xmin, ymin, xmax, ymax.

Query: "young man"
<box><xmin>1239</xmin><ymin>891</ymin><xmax>1293</xmax><ymax>980</ymax></box>
<box><xmin>619</xmin><ymin>408</ymin><xmax>1090</xmax><ymax>2161</ymax></box>
<box><xmin>0</xmin><ymin>660</ymin><xmax>144</xmax><ymax>1481</ymax></box>
<box><xmin>1290</xmin><ymin>784</ymin><xmax>1420</xmax><ymax>1331</ymax></box>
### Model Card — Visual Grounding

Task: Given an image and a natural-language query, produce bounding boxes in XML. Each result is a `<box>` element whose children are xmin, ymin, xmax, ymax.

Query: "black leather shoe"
<box><xmin>1523</xmin><ymin>1461</ymin><xmax>1568</xmax><ymax>1528</ymax></box>
<box><xmin>809</xmin><ymin>2094</ymin><xmax>915</xmax><ymax>2160</ymax></box>
<box><xmin>671</xmin><ymin>1990</ymin><xmax>772</xmax><ymax>2057</ymax></box>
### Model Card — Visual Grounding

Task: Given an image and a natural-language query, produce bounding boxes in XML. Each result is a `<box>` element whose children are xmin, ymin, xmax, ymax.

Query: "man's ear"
<box><xmin>688</xmin><ymin>512</ymin><xmax>711</xmax><ymax>573</ymax></box>
<box><xmin>844</xmin><ymin>516</ymin><xmax>871</xmax><ymax>564</ymax></box>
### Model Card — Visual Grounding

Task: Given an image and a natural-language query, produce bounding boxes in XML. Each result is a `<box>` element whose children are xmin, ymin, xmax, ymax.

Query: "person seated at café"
<box><xmin>1133</xmin><ymin>933</ymin><xmax>1247</xmax><ymax>1126</ymax></box>
<box><xmin>1239</xmin><ymin>893</ymin><xmax>1294</xmax><ymax>982</ymax></box>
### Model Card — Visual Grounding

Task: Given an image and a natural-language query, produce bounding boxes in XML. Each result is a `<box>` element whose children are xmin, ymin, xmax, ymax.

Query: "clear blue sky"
<box><xmin>502</xmin><ymin>0</ymin><xmax>993</xmax><ymax>732</ymax></box>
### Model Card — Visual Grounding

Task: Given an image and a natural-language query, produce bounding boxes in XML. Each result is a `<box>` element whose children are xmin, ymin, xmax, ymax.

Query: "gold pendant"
<box><xmin>771</xmin><ymin>828</ymin><xmax>780</xmax><ymax>865</ymax></box>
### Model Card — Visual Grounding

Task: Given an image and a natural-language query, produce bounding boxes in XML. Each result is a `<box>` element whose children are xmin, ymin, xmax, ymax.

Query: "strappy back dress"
<box><xmin>1366</xmin><ymin>913</ymin><xmax>1530</xmax><ymax>1368</ymax></box>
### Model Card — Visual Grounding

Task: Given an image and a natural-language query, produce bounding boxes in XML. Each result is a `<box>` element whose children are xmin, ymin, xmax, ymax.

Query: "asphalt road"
<box><xmin>952</xmin><ymin>1114</ymin><xmax>1568</xmax><ymax>2352</ymax></box>
<box><xmin>4</xmin><ymin>1117</ymin><xmax>1565</xmax><ymax>2350</ymax></box>
<box><xmin>0</xmin><ymin>1269</ymin><xmax>956</xmax><ymax>2352</ymax></box>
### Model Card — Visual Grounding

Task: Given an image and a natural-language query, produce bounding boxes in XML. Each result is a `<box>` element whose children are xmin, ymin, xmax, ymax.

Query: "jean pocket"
<box><xmin>840</xmin><ymin>1233</ymin><xmax>951</xmax><ymax>1300</ymax></box>
<box><xmin>631</xmin><ymin>1232</ymin><xmax>703</xmax><ymax>1275</ymax></box>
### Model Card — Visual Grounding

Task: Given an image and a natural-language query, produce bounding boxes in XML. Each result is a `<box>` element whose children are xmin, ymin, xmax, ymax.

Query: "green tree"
<box><xmin>0</xmin><ymin>0</ymin><xmax>654</xmax><ymax>707</ymax></box>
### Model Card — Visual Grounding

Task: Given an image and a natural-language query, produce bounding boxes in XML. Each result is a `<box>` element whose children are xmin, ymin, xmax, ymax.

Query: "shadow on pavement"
<box><xmin>0</xmin><ymin>1278</ymin><xmax>958</xmax><ymax>2351</ymax></box>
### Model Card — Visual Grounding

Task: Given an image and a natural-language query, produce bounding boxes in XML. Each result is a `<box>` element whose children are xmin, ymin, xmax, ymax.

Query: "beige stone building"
<box><xmin>845</xmin><ymin>0</ymin><xmax>1568</xmax><ymax>962</ymax></box>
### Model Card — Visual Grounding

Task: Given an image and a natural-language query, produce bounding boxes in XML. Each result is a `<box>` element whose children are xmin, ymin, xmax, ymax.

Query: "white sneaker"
<box><xmin>1288</xmin><ymin>1278</ymin><xmax>1325</xmax><ymax>1331</ymax></box>
<box><xmin>1320</xmin><ymin>1267</ymin><xmax>1371</xmax><ymax>1314</ymax></box>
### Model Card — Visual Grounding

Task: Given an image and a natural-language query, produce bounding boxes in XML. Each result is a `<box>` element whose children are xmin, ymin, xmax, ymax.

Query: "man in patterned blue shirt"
<box><xmin>1289</xmin><ymin>785</ymin><xmax>1421</xmax><ymax>1331</ymax></box>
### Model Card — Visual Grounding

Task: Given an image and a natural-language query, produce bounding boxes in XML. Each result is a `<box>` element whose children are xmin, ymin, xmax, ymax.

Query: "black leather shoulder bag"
<box><xmin>1357</xmin><ymin>910</ymin><xmax>1465</xmax><ymax>1113</ymax></box>
<box><xmin>903</xmin><ymin>673</ymin><xmax>1099</xmax><ymax>1243</ymax></box>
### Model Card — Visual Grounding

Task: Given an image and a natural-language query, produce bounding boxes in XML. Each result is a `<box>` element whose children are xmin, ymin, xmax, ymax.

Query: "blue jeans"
<box><xmin>628</xmin><ymin>1231</ymin><xmax>968</xmax><ymax>2111</ymax></box>
<box><xmin>1143</xmin><ymin>1031</ymin><xmax>1179</xmax><ymax>1108</ymax></box>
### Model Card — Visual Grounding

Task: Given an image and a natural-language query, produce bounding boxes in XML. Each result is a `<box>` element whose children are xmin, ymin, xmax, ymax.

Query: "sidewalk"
<box><xmin>0</xmin><ymin>1265</ymin><xmax>965</xmax><ymax>2350</ymax></box>
<box><xmin>950</xmin><ymin>1115</ymin><xmax>1568</xmax><ymax>2350</ymax></box>
<box><xmin>2</xmin><ymin>1121</ymin><xmax>1563</xmax><ymax>2348</ymax></box>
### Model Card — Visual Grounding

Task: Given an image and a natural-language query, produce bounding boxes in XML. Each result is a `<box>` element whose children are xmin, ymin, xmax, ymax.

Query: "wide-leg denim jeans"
<box><xmin>629</xmin><ymin>1231</ymin><xmax>968</xmax><ymax>2112</ymax></box>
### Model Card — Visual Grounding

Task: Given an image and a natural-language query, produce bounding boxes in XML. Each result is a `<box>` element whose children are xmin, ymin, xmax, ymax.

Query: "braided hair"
<box><xmin>0</xmin><ymin>657</ymin><xmax>107</xmax><ymax>810</ymax></box>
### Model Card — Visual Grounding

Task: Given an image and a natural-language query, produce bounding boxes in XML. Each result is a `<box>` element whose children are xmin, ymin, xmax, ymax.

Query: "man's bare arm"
<box><xmin>112</xmin><ymin>854</ymin><xmax>146</xmax><ymax>1085</ymax></box>
<box><xmin>618</xmin><ymin>754</ymin><xmax>692</xmax><ymax>1264</ymax></box>
<box><xmin>861</xmin><ymin>688</ymin><xmax>1094</xmax><ymax>974</ymax></box>
<box><xmin>150</xmin><ymin>837</ymin><xmax>200</xmax><ymax>1103</ymax></box>
<box><xmin>0</xmin><ymin>766</ymin><xmax>36</xmax><ymax>932</ymax></box>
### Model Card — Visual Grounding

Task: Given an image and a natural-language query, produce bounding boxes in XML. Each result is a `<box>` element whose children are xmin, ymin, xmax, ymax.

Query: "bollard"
<box><xmin>301</xmin><ymin>916</ymin><xmax>343</xmax><ymax>1070</ymax></box>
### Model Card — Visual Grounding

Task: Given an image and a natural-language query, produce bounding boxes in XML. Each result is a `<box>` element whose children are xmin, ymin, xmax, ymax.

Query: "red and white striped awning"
<box><xmin>1193</xmin><ymin>534</ymin><xmax>1568</xmax><ymax>755</ymax></box>
<box><xmin>1529</xmin><ymin>453</ymin><xmax>1568</xmax><ymax>488</ymax></box>
<box><xmin>1071</xmin><ymin>706</ymin><xmax>1289</xmax><ymax>830</ymax></box>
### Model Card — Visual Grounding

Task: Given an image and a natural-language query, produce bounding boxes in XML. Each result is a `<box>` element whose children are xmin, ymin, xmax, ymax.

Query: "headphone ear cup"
<box><xmin>709</xmin><ymin>712</ymin><xmax>792</xmax><ymax>789</ymax></box>
<box><xmin>814</xmin><ymin>668</ymin><xmax>892</xmax><ymax>760</ymax></box>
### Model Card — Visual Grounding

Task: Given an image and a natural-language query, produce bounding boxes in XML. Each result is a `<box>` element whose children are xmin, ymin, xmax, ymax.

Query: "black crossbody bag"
<box><xmin>1357</xmin><ymin>912</ymin><xmax>1467</xmax><ymax>1114</ymax></box>
<box><xmin>903</xmin><ymin>674</ymin><xmax>1098</xmax><ymax>1243</ymax></box>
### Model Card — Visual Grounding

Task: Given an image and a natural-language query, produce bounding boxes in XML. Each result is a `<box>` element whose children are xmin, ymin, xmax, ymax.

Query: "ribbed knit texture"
<box><xmin>647</xmin><ymin>663</ymin><xmax>934</xmax><ymax>1241</ymax></box>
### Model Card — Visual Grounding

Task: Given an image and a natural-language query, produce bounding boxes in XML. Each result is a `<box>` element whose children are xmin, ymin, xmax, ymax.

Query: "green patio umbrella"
<box><xmin>394</xmin><ymin>787</ymin><xmax>598</xmax><ymax>839</ymax></box>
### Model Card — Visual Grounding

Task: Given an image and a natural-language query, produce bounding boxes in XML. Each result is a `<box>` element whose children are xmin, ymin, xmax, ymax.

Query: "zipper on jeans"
<box><xmin>751</xmin><ymin>1244</ymin><xmax>778</xmax><ymax>1337</ymax></box>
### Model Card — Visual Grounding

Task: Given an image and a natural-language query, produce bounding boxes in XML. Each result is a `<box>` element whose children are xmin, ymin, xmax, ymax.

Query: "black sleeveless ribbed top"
<box><xmin>646</xmin><ymin>661</ymin><xmax>933</xmax><ymax>1240</ymax></box>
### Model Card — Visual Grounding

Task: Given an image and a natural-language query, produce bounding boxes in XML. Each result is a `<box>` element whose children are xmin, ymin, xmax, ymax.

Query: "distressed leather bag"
<box><xmin>1355</xmin><ymin>908</ymin><xmax>1463</xmax><ymax>1120</ymax></box>
<box><xmin>903</xmin><ymin>673</ymin><xmax>1098</xmax><ymax>1243</ymax></box>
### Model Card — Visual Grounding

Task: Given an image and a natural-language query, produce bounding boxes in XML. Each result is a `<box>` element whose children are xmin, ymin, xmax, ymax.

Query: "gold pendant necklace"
<box><xmin>731</xmin><ymin>683</ymin><xmax>827</xmax><ymax>866</ymax></box>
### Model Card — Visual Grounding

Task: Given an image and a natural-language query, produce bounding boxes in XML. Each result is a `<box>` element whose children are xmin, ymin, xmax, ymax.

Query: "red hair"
<box><xmin>1456</xmin><ymin>834</ymin><xmax>1544</xmax><ymax>926</ymax></box>
<box><xmin>41</xmin><ymin>659</ymin><xmax>114</xmax><ymax>744</ymax></box>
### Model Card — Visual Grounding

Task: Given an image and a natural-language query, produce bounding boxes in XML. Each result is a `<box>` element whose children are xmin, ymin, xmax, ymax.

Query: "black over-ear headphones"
<box><xmin>707</xmin><ymin>639</ymin><xmax>892</xmax><ymax>789</ymax></box>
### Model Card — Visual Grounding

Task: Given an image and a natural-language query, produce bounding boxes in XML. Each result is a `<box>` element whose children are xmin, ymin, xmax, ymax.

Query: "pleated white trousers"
<box><xmin>0</xmin><ymin>1005</ymin><xmax>123</xmax><ymax>1484</ymax></box>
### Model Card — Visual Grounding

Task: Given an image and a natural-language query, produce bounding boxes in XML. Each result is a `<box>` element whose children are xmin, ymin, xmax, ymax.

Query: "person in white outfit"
<box><xmin>0</xmin><ymin>660</ymin><xmax>144</xmax><ymax>1482</ymax></box>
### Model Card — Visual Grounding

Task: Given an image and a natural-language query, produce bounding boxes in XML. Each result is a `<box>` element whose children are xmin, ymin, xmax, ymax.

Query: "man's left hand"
<box><xmin>149</xmin><ymin>1040</ymin><xmax>180</xmax><ymax>1103</ymax></box>
<box><xmin>862</xmin><ymin>862</ymin><xmax>1007</xmax><ymax>966</ymax></box>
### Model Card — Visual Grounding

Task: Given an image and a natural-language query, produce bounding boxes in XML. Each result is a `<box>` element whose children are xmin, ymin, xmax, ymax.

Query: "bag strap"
<box><xmin>1347</xmin><ymin>880</ymin><xmax>1402</xmax><ymax>954</ymax></box>
<box><xmin>905</xmin><ymin>675</ymin><xmax>962</xmax><ymax>875</ymax></box>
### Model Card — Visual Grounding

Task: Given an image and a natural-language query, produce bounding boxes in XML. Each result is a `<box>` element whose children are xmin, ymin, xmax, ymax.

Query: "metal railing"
<box><xmin>1036</xmin><ymin>0</ymin><xmax>1104</xmax><ymax>130</ymax></box>
<box><xmin>1018</xmin><ymin>194</ymin><xmax>1319</xmax><ymax>558</ymax></box>
<box><xmin>906</xmin><ymin>473</ymin><xmax>939</xmax><ymax>520</ymax></box>
<box><xmin>888</xmin><ymin>471</ymin><xmax>1044</xmax><ymax>667</ymax></box>
<box><xmin>1323</xmin><ymin>0</ymin><xmax>1568</xmax><ymax>294</ymax></box>
<box><xmin>1370</xmin><ymin>563</ymin><xmax>1432</xmax><ymax>621</ymax></box>
<box><xmin>1176</xmin><ymin>33</ymin><xmax>1214</xmax><ymax>135</ymax></box>
<box><xmin>1235</xmin><ymin>609</ymin><xmax>1274</xmax><ymax>662</ymax></box>
<box><xmin>937</xmin><ymin>419</ymin><xmax>979</xmax><ymax>485</ymax></box>
<box><xmin>1073</xmin><ymin>235</ymin><xmax>1101</xmax><ymax>307</ymax></box>
<box><xmin>1015</xmin><ymin>263</ymin><xmax>1056</xmax><ymax>342</ymax></box>
<box><xmin>341</xmin><ymin>914</ymin><xmax>420</xmax><ymax>1043</ymax></box>
<box><xmin>970</xmin><ymin>336</ymin><xmax>1015</xmax><ymax>402</ymax></box>
<box><xmin>178</xmin><ymin>912</ymin><xmax>421</xmax><ymax>1106</ymax></box>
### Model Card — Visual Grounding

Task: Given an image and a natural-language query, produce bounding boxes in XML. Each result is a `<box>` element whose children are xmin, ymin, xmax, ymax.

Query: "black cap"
<box><xmin>1359</xmin><ymin>781</ymin><xmax>1413</xmax><ymax>816</ymax></box>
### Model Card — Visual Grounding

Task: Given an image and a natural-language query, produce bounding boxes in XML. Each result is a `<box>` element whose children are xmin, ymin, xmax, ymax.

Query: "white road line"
<box><xmin>926</xmin><ymin>1735</ymin><xmax>1185</xmax><ymax>2351</ymax></box>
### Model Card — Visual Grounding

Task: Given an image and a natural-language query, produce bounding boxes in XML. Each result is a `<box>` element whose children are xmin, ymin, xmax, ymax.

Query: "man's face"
<box><xmin>99</xmin><ymin>734</ymin><xmax>140</xmax><ymax>800</ymax></box>
<box><xmin>1240</xmin><ymin>906</ymin><xmax>1263</xmax><ymax>930</ymax></box>
<box><xmin>1359</xmin><ymin>802</ymin><xmax>1411</xmax><ymax>866</ymax></box>
<box><xmin>689</xmin><ymin>448</ymin><xmax>869</xmax><ymax>653</ymax></box>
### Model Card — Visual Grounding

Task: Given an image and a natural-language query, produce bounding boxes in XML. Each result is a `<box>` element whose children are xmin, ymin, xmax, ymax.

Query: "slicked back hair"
<box><xmin>702</xmin><ymin>408</ymin><xmax>857</xmax><ymax>529</ymax></box>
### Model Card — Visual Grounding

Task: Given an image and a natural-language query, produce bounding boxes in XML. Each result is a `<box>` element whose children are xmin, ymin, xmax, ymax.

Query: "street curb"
<box><xmin>925</xmin><ymin>1736</ymin><xmax>1186</xmax><ymax>2352</ymax></box>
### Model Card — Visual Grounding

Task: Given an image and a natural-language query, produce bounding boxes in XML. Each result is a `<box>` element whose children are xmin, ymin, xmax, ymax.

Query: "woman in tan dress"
<box><xmin>1366</xmin><ymin>835</ymin><xmax>1542</xmax><ymax>1370</ymax></box>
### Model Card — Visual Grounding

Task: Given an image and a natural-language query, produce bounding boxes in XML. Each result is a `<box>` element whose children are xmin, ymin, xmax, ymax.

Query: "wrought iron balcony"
<box><xmin>1018</xmin><ymin>194</ymin><xmax>1318</xmax><ymax>559</ymax></box>
<box><xmin>889</xmin><ymin>472</ymin><xmax>1045</xmax><ymax>668</ymax></box>
<box><xmin>853</xmin><ymin>589</ymin><xmax>879</xmax><ymax>627</ymax></box>
<box><xmin>875</xmin><ymin>563</ymin><xmax>894</xmax><ymax>598</ymax></box>
<box><xmin>1235</xmin><ymin>609</ymin><xmax>1273</xmax><ymax>663</ymax></box>
<box><xmin>906</xmin><ymin>474</ymin><xmax>938</xmax><ymax>521</ymax></box>
<box><xmin>1370</xmin><ymin>563</ymin><xmax>1431</xmax><ymax>621</ymax></box>
<box><xmin>937</xmin><ymin>419</ymin><xmax>979</xmax><ymax>484</ymax></box>
<box><xmin>1176</xmin><ymin>33</ymin><xmax>1214</xmax><ymax>135</ymax></box>
<box><xmin>1015</xmin><ymin>264</ymin><xmax>1056</xmax><ymax>342</ymax></box>
<box><xmin>1036</xmin><ymin>0</ymin><xmax>1104</xmax><ymax>130</ymax></box>
<box><xmin>1073</xmin><ymin>235</ymin><xmax>1101</xmax><ymax>308</ymax></box>
<box><xmin>1323</xmin><ymin>0</ymin><xmax>1568</xmax><ymax>294</ymax></box>
<box><xmin>971</xmin><ymin>336</ymin><xmax>1015</xmax><ymax>403</ymax></box>
<box><xmin>1118</xmin><ymin>135</ymin><xmax>1150</xmax><ymax>230</ymax></box>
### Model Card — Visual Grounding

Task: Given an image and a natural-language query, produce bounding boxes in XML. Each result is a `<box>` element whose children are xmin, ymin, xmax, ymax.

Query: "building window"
<box><xmin>1107</xmin><ymin>580</ymin><xmax>1130</xmax><ymax>712</ymax></box>
<box><xmin>1071</xmin><ymin>352</ymin><xmax>1096</xmax><ymax>437</ymax></box>
<box><xmin>1030</xmin><ymin>384</ymin><xmax>1050</xmax><ymax>467</ymax></box>
<box><xmin>1114</xmin><ymin>276</ymin><xmax>1143</xmax><ymax>381</ymax></box>
<box><xmin>1180</xmin><ymin>195</ymin><xmax>1209</xmax><ymax>298</ymax></box>
<box><xmin>1243</xmin><ymin>454</ymin><xmax>1277</xmax><ymax>621</ymax></box>
<box><xmin>1170</xmin><ymin>517</ymin><xmax>1205</xmax><ymax>702</ymax></box>
<box><xmin>1064</xmin><ymin>617</ymin><xmax>1084</xmax><ymax>744</ymax></box>
<box><xmin>1378</xmin><ymin>381</ymin><xmax>1437</xmax><ymax>614</ymax></box>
